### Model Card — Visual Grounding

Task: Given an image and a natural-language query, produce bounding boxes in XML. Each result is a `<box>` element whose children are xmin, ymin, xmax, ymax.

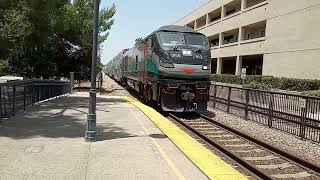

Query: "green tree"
<box><xmin>0</xmin><ymin>0</ymin><xmax>116</xmax><ymax>78</ymax></box>
<box><xmin>0</xmin><ymin>1</ymin><xmax>32</xmax><ymax>75</ymax></box>
<box><xmin>134</xmin><ymin>37</ymin><xmax>144</xmax><ymax>47</ymax></box>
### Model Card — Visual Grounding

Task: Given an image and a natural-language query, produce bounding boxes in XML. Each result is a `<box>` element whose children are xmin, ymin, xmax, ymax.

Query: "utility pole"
<box><xmin>85</xmin><ymin>0</ymin><xmax>100</xmax><ymax>142</ymax></box>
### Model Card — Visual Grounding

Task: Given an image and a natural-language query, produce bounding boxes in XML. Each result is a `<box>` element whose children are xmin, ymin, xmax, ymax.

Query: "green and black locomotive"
<box><xmin>106</xmin><ymin>25</ymin><xmax>211</xmax><ymax>112</ymax></box>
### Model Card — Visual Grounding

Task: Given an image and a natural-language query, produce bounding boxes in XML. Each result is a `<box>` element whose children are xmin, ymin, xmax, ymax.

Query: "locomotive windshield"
<box><xmin>158</xmin><ymin>32</ymin><xmax>208</xmax><ymax>49</ymax></box>
<box><xmin>185</xmin><ymin>34</ymin><xmax>208</xmax><ymax>48</ymax></box>
<box><xmin>158</xmin><ymin>32</ymin><xmax>185</xmax><ymax>47</ymax></box>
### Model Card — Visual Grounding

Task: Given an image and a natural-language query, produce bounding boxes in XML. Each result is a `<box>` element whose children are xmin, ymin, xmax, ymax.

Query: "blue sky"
<box><xmin>100</xmin><ymin>0</ymin><xmax>208</xmax><ymax>64</ymax></box>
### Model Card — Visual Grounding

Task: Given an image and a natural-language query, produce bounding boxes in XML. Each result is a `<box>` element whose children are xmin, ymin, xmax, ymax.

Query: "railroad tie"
<box><xmin>196</xmin><ymin>128</ymin><xmax>220</xmax><ymax>131</ymax></box>
<box><xmin>187</xmin><ymin>123</ymin><xmax>209</xmax><ymax>125</ymax></box>
<box><xmin>243</xmin><ymin>155</ymin><xmax>279</xmax><ymax>161</ymax></box>
<box><xmin>256</xmin><ymin>163</ymin><xmax>292</xmax><ymax>169</ymax></box>
<box><xmin>208</xmin><ymin>134</ymin><xmax>234</xmax><ymax>138</ymax></box>
<box><xmin>271</xmin><ymin>172</ymin><xmax>312</xmax><ymax>179</ymax></box>
<box><xmin>204</xmin><ymin>130</ymin><xmax>225</xmax><ymax>134</ymax></box>
<box><xmin>235</xmin><ymin>149</ymin><xmax>265</xmax><ymax>153</ymax></box>
<box><xmin>224</xmin><ymin>143</ymin><xmax>255</xmax><ymax>148</ymax></box>
<box><xmin>217</xmin><ymin>139</ymin><xmax>242</xmax><ymax>142</ymax></box>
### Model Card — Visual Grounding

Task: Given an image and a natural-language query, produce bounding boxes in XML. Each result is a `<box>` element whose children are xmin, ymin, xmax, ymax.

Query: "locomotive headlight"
<box><xmin>202</xmin><ymin>65</ymin><xmax>209</xmax><ymax>70</ymax></box>
<box><xmin>182</xmin><ymin>49</ymin><xmax>192</xmax><ymax>56</ymax></box>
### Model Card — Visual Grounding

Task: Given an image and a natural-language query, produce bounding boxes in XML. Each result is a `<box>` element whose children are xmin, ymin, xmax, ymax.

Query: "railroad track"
<box><xmin>168</xmin><ymin>113</ymin><xmax>320</xmax><ymax>180</ymax></box>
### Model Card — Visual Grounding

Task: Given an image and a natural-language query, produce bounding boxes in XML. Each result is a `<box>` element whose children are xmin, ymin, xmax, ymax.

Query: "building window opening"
<box><xmin>247</xmin><ymin>33</ymin><xmax>255</xmax><ymax>39</ymax></box>
<box><xmin>242</xmin><ymin>54</ymin><xmax>263</xmax><ymax>75</ymax></box>
<box><xmin>210</xmin><ymin>39</ymin><xmax>219</xmax><ymax>47</ymax></box>
<box><xmin>211</xmin><ymin>15</ymin><xmax>221</xmax><ymax>22</ymax></box>
<box><xmin>222</xmin><ymin>29</ymin><xmax>239</xmax><ymax>45</ymax></box>
<box><xmin>186</xmin><ymin>21</ymin><xmax>195</xmax><ymax>29</ymax></box>
<box><xmin>211</xmin><ymin>58</ymin><xmax>217</xmax><ymax>74</ymax></box>
<box><xmin>225</xmin><ymin>35</ymin><xmax>236</xmax><ymax>43</ymax></box>
<box><xmin>208</xmin><ymin>34</ymin><xmax>220</xmax><ymax>48</ymax></box>
<box><xmin>246</xmin><ymin>0</ymin><xmax>267</xmax><ymax>9</ymax></box>
<box><xmin>224</xmin><ymin>0</ymin><xmax>241</xmax><ymax>17</ymax></box>
<box><xmin>226</xmin><ymin>9</ymin><xmax>236</xmax><ymax>16</ymax></box>
<box><xmin>196</xmin><ymin>15</ymin><xmax>207</xmax><ymax>29</ymax></box>
<box><xmin>208</xmin><ymin>8</ymin><xmax>222</xmax><ymax>23</ymax></box>
<box><xmin>222</xmin><ymin>57</ymin><xmax>236</xmax><ymax>75</ymax></box>
<box><xmin>242</xmin><ymin>21</ymin><xmax>266</xmax><ymax>41</ymax></box>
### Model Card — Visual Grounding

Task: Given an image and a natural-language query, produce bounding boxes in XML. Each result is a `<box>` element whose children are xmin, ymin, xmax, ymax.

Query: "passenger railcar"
<box><xmin>106</xmin><ymin>25</ymin><xmax>211</xmax><ymax>112</ymax></box>
<box><xmin>106</xmin><ymin>49</ymin><xmax>129</xmax><ymax>81</ymax></box>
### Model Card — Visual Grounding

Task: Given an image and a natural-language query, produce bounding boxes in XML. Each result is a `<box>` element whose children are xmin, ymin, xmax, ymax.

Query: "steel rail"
<box><xmin>198</xmin><ymin>113</ymin><xmax>320</xmax><ymax>175</ymax></box>
<box><xmin>168</xmin><ymin>113</ymin><xmax>274</xmax><ymax>180</ymax></box>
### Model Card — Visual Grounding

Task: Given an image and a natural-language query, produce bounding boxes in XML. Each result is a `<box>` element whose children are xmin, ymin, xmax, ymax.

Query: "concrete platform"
<box><xmin>0</xmin><ymin>92</ymin><xmax>209</xmax><ymax>180</ymax></box>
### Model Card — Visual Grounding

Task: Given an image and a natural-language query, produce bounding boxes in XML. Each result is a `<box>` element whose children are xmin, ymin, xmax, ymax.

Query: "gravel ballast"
<box><xmin>208</xmin><ymin>107</ymin><xmax>320</xmax><ymax>167</ymax></box>
<box><xmin>101</xmin><ymin>75</ymin><xmax>133</xmax><ymax>97</ymax></box>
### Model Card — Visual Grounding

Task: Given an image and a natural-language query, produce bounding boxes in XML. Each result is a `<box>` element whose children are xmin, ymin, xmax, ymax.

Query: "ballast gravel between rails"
<box><xmin>169</xmin><ymin>113</ymin><xmax>274</xmax><ymax>180</ymax></box>
<box><xmin>199</xmin><ymin>113</ymin><xmax>320</xmax><ymax>175</ymax></box>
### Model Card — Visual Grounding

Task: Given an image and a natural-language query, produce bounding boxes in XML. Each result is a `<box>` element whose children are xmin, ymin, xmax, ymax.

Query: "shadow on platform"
<box><xmin>0</xmin><ymin>95</ymin><xmax>136</xmax><ymax>141</ymax></box>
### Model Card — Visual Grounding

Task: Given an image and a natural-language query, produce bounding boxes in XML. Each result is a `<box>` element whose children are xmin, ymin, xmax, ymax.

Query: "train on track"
<box><xmin>106</xmin><ymin>25</ymin><xmax>211</xmax><ymax>112</ymax></box>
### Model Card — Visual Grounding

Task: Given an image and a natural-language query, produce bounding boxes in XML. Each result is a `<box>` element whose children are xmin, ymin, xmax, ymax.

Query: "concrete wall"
<box><xmin>263</xmin><ymin>0</ymin><xmax>320</xmax><ymax>79</ymax></box>
<box><xmin>263</xmin><ymin>50</ymin><xmax>320</xmax><ymax>79</ymax></box>
<box><xmin>173</xmin><ymin>0</ymin><xmax>234</xmax><ymax>26</ymax></box>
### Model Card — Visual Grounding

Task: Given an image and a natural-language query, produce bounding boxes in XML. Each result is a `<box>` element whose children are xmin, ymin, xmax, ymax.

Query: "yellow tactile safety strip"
<box><xmin>129</xmin><ymin>108</ymin><xmax>186</xmax><ymax>180</ymax></box>
<box><xmin>122</xmin><ymin>96</ymin><xmax>248</xmax><ymax>180</ymax></box>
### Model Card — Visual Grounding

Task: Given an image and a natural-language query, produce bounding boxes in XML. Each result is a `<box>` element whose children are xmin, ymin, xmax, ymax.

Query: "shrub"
<box><xmin>244</xmin><ymin>81</ymin><xmax>271</xmax><ymax>90</ymax></box>
<box><xmin>278</xmin><ymin>78</ymin><xmax>320</xmax><ymax>91</ymax></box>
<box><xmin>210</xmin><ymin>74</ymin><xmax>242</xmax><ymax>84</ymax></box>
<box><xmin>302</xmin><ymin>90</ymin><xmax>320</xmax><ymax>97</ymax></box>
<box><xmin>259</xmin><ymin>76</ymin><xmax>280</xmax><ymax>88</ymax></box>
<box><xmin>210</xmin><ymin>74</ymin><xmax>320</xmax><ymax>92</ymax></box>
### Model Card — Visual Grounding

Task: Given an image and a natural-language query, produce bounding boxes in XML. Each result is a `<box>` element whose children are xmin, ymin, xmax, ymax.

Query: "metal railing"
<box><xmin>0</xmin><ymin>80</ymin><xmax>71</xmax><ymax>120</ymax></box>
<box><xmin>209</xmin><ymin>84</ymin><xmax>320</xmax><ymax>142</ymax></box>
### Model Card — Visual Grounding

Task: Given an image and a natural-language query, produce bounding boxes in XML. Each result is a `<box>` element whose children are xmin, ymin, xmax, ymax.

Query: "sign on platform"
<box><xmin>241</xmin><ymin>68</ymin><xmax>247</xmax><ymax>79</ymax></box>
<box><xmin>299</xmin><ymin>98</ymin><xmax>307</xmax><ymax>109</ymax></box>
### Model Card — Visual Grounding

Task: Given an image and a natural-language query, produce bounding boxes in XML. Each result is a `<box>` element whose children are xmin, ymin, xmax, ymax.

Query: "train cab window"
<box><xmin>147</xmin><ymin>38</ymin><xmax>152</xmax><ymax>56</ymax></box>
<box><xmin>135</xmin><ymin>55</ymin><xmax>138</xmax><ymax>71</ymax></box>
<box><xmin>158</xmin><ymin>32</ymin><xmax>184</xmax><ymax>47</ymax></box>
<box><xmin>152</xmin><ymin>34</ymin><xmax>161</xmax><ymax>52</ymax></box>
<box><xmin>147</xmin><ymin>38</ymin><xmax>152</xmax><ymax>48</ymax></box>
<box><xmin>124</xmin><ymin>56</ymin><xmax>128</xmax><ymax>71</ymax></box>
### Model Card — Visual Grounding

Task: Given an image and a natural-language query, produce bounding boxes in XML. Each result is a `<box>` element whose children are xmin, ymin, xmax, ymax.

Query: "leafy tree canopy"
<box><xmin>0</xmin><ymin>0</ymin><xmax>116</xmax><ymax>78</ymax></box>
<box><xmin>134</xmin><ymin>37</ymin><xmax>144</xmax><ymax>47</ymax></box>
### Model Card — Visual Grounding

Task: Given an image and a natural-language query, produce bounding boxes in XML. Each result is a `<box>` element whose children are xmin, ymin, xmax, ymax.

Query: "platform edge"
<box><xmin>122</xmin><ymin>96</ymin><xmax>248</xmax><ymax>180</ymax></box>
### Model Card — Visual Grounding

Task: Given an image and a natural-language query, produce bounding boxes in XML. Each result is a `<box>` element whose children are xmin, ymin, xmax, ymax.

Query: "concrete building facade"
<box><xmin>173</xmin><ymin>0</ymin><xmax>320</xmax><ymax>79</ymax></box>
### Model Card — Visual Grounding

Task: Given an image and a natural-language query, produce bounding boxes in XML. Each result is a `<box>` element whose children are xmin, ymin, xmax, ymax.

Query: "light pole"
<box><xmin>85</xmin><ymin>0</ymin><xmax>100</xmax><ymax>142</ymax></box>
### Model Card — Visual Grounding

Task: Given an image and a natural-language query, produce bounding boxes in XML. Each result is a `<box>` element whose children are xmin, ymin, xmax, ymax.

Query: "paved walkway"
<box><xmin>0</xmin><ymin>92</ymin><xmax>208</xmax><ymax>180</ymax></box>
